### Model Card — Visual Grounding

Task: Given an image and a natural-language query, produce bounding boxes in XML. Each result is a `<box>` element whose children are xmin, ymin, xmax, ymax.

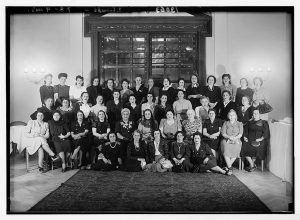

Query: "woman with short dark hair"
<box><xmin>120</xmin><ymin>78</ymin><xmax>134</xmax><ymax>105</ymax></box>
<box><xmin>235</xmin><ymin>78</ymin><xmax>253</xmax><ymax>107</ymax></box>
<box><xmin>173</xmin><ymin>89</ymin><xmax>192</xmax><ymax>121</ymax></box>
<box><xmin>202</xmin><ymin>75</ymin><xmax>222</xmax><ymax>109</ymax></box>
<box><xmin>87</xmin><ymin>76</ymin><xmax>102</xmax><ymax>106</ymax></box>
<box><xmin>54</xmin><ymin>73</ymin><xmax>70</xmax><ymax>108</ymax></box>
<box><xmin>69</xmin><ymin>75</ymin><xmax>87</xmax><ymax>107</ymax></box>
<box><xmin>138</xmin><ymin>109</ymin><xmax>158</xmax><ymax>144</ymax></box>
<box><xmin>186</xmin><ymin>74</ymin><xmax>203</xmax><ymax>109</ymax></box>
<box><xmin>220</xmin><ymin>74</ymin><xmax>237</xmax><ymax>102</ymax></box>
<box><xmin>215</xmin><ymin>90</ymin><xmax>237</xmax><ymax>121</ymax></box>
<box><xmin>153</xmin><ymin>94</ymin><xmax>172</xmax><ymax>125</ymax></box>
<box><xmin>131</xmin><ymin>76</ymin><xmax>148</xmax><ymax>105</ymax></box>
<box><xmin>159</xmin><ymin>77</ymin><xmax>176</xmax><ymax>106</ymax></box>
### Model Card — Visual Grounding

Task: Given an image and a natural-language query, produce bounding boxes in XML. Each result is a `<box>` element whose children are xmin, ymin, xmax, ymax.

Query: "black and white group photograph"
<box><xmin>5</xmin><ymin>0</ymin><xmax>297</xmax><ymax>216</ymax></box>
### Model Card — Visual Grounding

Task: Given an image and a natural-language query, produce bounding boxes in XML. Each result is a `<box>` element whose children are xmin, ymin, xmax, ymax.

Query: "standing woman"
<box><xmin>115</xmin><ymin>108</ymin><xmax>135</xmax><ymax>160</ymax></box>
<box><xmin>106</xmin><ymin>90</ymin><xmax>123</xmax><ymax>131</ymax></box>
<box><xmin>120</xmin><ymin>79</ymin><xmax>134</xmax><ymax>106</ymax></box>
<box><xmin>90</xmin><ymin>94</ymin><xmax>107</xmax><ymax>122</ymax></box>
<box><xmin>173</xmin><ymin>90</ymin><xmax>192</xmax><ymax>121</ymax></box>
<box><xmin>159</xmin><ymin>77</ymin><xmax>176</xmax><ymax>106</ymax></box>
<box><xmin>195</xmin><ymin>96</ymin><xmax>210</xmax><ymax>121</ymax></box>
<box><xmin>69</xmin><ymin>75</ymin><xmax>87</xmax><ymax>107</ymax></box>
<box><xmin>138</xmin><ymin>109</ymin><xmax>158</xmax><ymax>144</ymax></box>
<box><xmin>220</xmin><ymin>74</ymin><xmax>237</xmax><ymax>102</ymax></box>
<box><xmin>159</xmin><ymin>110</ymin><xmax>182</xmax><ymax>145</ymax></box>
<box><xmin>131</xmin><ymin>76</ymin><xmax>147</xmax><ymax>105</ymax></box>
<box><xmin>202</xmin><ymin>75</ymin><xmax>222</xmax><ymax>109</ymax></box>
<box><xmin>92</xmin><ymin>110</ymin><xmax>110</xmax><ymax>163</ymax></box>
<box><xmin>91</xmin><ymin>132</ymin><xmax>122</xmax><ymax>171</ymax></box>
<box><xmin>102</xmin><ymin>79</ymin><xmax>115</xmax><ymax>105</ymax></box>
<box><xmin>30</xmin><ymin>97</ymin><xmax>55</xmax><ymax>122</ymax></box>
<box><xmin>147</xmin><ymin>78</ymin><xmax>159</xmax><ymax>104</ymax></box>
<box><xmin>235</xmin><ymin>78</ymin><xmax>253</xmax><ymax>107</ymax></box>
<box><xmin>220</xmin><ymin>109</ymin><xmax>243</xmax><ymax>171</ymax></box>
<box><xmin>153</xmin><ymin>94</ymin><xmax>172</xmax><ymax>125</ymax></box>
<box><xmin>237</xmin><ymin>96</ymin><xmax>254</xmax><ymax>126</ymax></box>
<box><xmin>54</xmin><ymin>73</ymin><xmax>70</xmax><ymax>108</ymax></box>
<box><xmin>23</xmin><ymin>111</ymin><xmax>59</xmax><ymax>172</ymax></box>
<box><xmin>141</xmin><ymin>93</ymin><xmax>156</xmax><ymax>116</ymax></box>
<box><xmin>87</xmin><ymin>76</ymin><xmax>102</xmax><ymax>106</ymax></box>
<box><xmin>202</xmin><ymin>109</ymin><xmax>223</xmax><ymax>157</ymax></box>
<box><xmin>241</xmin><ymin>109</ymin><xmax>270</xmax><ymax>172</ymax></box>
<box><xmin>170</xmin><ymin>131</ymin><xmax>193</xmax><ymax>172</ymax></box>
<box><xmin>190</xmin><ymin>132</ymin><xmax>231</xmax><ymax>175</ymax></box>
<box><xmin>215</xmin><ymin>90</ymin><xmax>237</xmax><ymax>121</ymax></box>
<box><xmin>147</xmin><ymin>129</ymin><xmax>171</xmax><ymax>172</ymax></box>
<box><xmin>40</xmin><ymin>74</ymin><xmax>54</xmax><ymax>106</ymax></box>
<box><xmin>123</xmin><ymin>94</ymin><xmax>141</xmax><ymax>130</ymax></box>
<box><xmin>48</xmin><ymin>111</ymin><xmax>72</xmax><ymax>172</ymax></box>
<box><xmin>252</xmin><ymin>77</ymin><xmax>271</xmax><ymax>121</ymax></box>
<box><xmin>182</xmin><ymin>109</ymin><xmax>202</xmax><ymax>142</ymax></box>
<box><xmin>186</xmin><ymin>74</ymin><xmax>203</xmax><ymax>109</ymax></box>
<box><xmin>70</xmin><ymin>110</ymin><xmax>90</xmax><ymax>169</ymax></box>
<box><xmin>121</xmin><ymin>130</ymin><xmax>148</xmax><ymax>172</ymax></box>
<box><xmin>177</xmin><ymin>78</ymin><xmax>186</xmax><ymax>92</ymax></box>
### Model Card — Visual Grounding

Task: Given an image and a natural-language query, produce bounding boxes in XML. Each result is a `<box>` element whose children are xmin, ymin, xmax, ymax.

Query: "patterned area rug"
<box><xmin>30</xmin><ymin>170</ymin><xmax>270</xmax><ymax>213</ymax></box>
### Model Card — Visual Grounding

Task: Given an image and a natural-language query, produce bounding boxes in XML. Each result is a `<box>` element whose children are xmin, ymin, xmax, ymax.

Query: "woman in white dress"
<box><xmin>69</xmin><ymin>75</ymin><xmax>87</xmax><ymax>107</ymax></box>
<box><xmin>24</xmin><ymin>111</ymin><xmax>59</xmax><ymax>172</ymax></box>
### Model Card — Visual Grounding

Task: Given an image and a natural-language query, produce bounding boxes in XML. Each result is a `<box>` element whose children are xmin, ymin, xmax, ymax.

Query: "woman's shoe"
<box><xmin>38</xmin><ymin>166</ymin><xmax>46</xmax><ymax>173</ymax></box>
<box><xmin>51</xmin><ymin>155</ymin><xmax>60</xmax><ymax>162</ymax></box>
<box><xmin>225</xmin><ymin>169</ymin><xmax>232</xmax><ymax>176</ymax></box>
<box><xmin>61</xmin><ymin>168</ymin><xmax>66</xmax><ymax>173</ymax></box>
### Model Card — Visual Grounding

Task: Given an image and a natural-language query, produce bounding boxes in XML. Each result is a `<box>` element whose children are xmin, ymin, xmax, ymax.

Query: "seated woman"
<box><xmin>241</xmin><ymin>108</ymin><xmax>270</xmax><ymax>172</ymax></box>
<box><xmin>123</xmin><ymin>94</ymin><xmax>141</xmax><ymax>130</ymax></box>
<box><xmin>202</xmin><ymin>109</ymin><xmax>223</xmax><ymax>157</ymax></box>
<box><xmin>121</xmin><ymin>130</ymin><xmax>148</xmax><ymax>172</ymax></box>
<box><xmin>70</xmin><ymin>110</ymin><xmax>90</xmax><ymax>170</ymax></box>
<box><xmin>159</xmin><ymin>109</ymin><xmax>182</xmax><ymax>145</ymax></box>
<box><xmin>170</xmin><ymin>131</ymin><xmax>193</xmax><ymax>172</ymax></box>
<box><xmin>195</xmin><ymin>96</ymin><xmax>210</xmax><ymax>121</ymax></box>
<box><xmin>56</xmin><ymin>98</ymin><xmax>74</xmax><ymax>128</ymax></box>
<box><xmin>220</xmin><ymin>109</ymin><xmax>243</xmax><ymax>171</ymax></box>
<box><xmin>182</xmin><ymin>109</ymin><xmax>202</xmax><ymax>143</ymax></box>
<box><xmin>90</xmin><ymin>94</ymin><xmax>107</xmax><ymax>122</ymax></box>
<box><xmin>215</xmin><ymin>90</ymin><xmax>237</xmax><ymax>121</ymax></box>
<box><xmin>237</xmin><ymin>96</ymin><xmax>254</xmax><ymax>126</ymax></box>
<box><xmin>190</xmin><ymin>132</ymin><xmax>231</xmax><ymax>175</ymax></box>
<box><xmin>23</xmin><ymin>111</ymin><xmax>59</xmax><ymax>172</ymax></box>
<box><xmin>153</xmin><ymin>94</ymin><xmax>172</xmax><ymax>125</ymax></box>
<box><xmin>48</xmin><ymin>111</ymin><xmax>72</xmax><ymax>172</ymax></box>
<box><xmin>141</xmin><ymin>92</ymin><xmax>156</xmax><ymax>116</ymax></box>
<box><xmin>138</xmin><ymin>109</ymin><xmax>158</xmax><ymax>144</ymax></box>
<box><xmin>147</xmin><ymin>129</ymin><xmax>172</xmax><ymax>172</ymax></box>
<box><xmin>91</xmin><ymin>132</ymin><xmax>122</xmax><ymax>171</ymax></box>
<box><xmin>92</xmin><ymin>110</ymin><xmax>110</xmax><ymax>163</ymax></box>
<box><xmin>173</xmin><ymin>89</ymin><xmax>192</xmax><ymax>121</ymax></box>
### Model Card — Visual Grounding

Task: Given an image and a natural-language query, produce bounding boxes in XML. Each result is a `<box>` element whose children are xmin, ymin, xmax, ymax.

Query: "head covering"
<box><xmin>121</xmin><ymin>108</ymin><xmax>130</xmax><ymax>115</ymax></box>
<box><xmin>58</xmin><ymin>73</ymin><xmax>68</xmax><ymax>79</ymax></box>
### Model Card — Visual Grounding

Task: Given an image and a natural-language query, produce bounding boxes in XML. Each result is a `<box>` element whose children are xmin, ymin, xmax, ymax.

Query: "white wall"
<box><xmin>10</xmin><ymin>13</ymin><xmax>91</xmax><ymax>123</ymax></box>
<box><xmin>206</xmin><ymin>12</ymin><xmax>292</xmax><ymax>120</ymax></box>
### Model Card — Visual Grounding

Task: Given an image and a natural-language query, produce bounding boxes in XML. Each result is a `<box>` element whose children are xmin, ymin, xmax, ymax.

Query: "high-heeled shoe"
<box><xmin>62</xmin><ymin>168</ymin><xmax>66</xmax><ymax>173</ymax></box>
<box><xmin>38</xmin><ymin>166</ymin><xmax>46</xmax><ymax>173</ymax></box>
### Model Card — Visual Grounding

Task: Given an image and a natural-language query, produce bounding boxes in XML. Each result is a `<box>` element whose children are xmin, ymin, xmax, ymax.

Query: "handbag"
<box><xmin>258</xmin><ymin>103</ymin><xmax>273</xmax><ymax>114</ymax></box>
<box><xmin>160</xmin><ymin>159</ymin><xmax>173</xmax><ymax>169</ymax></box>
<box><xmin>251</xmin><ymin>141</ymin><xmax>260</xmax><ymax>147</ymax></box>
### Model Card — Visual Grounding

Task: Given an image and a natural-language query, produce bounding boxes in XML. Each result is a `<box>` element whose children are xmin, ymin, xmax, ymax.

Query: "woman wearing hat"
<box><xmin>54</xmin><ymin>73</ymin><xmax>70</xmax><ymax>108</ymax></box>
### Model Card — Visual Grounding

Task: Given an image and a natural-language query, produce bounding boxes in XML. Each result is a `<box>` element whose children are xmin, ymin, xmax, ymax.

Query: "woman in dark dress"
<box><xmin>121</xmin><ymin>130</ymin><xmax>148</xmax><ymax>172</ymax></box>
<box><xmin>147</xmin><ymin>129</ymin><xmax>172</xmax><ymax>172</ymax></box>
<box><xmin>237</xmin><ymin>96</ymin><xmax>254</xmax><ymax>126</ymax></box>
<box><xmin>70</xmin><ymin>110</ymin><xmax>90</xmax><ymax>169</ymax></box>
<box><xmin>131</xmin><ymin>76</ymin><xmax>148</xmax><ymax>105</ymax></box>
<box><xmin>190</xmin><ymin>132</ymin><xmax>231</xmax><ymax>175</ymax></box>
<box><xmin>186</xmin><ymin>74</ymin><xmax>203</xmax><ymax>109</ymax></box>
<box><xmin>241</xmin><ymin>109</ymin><xmax>270</xmax><ymax>172</ymax></box>
<box><xmin>159</xmin><ymin>77</ymin><xmax>176</xmax><ymax>106</ymax></box>
<box><xmin>123</xmin><ymin>94</ymin><xmax>141</xmax><ymax>130</ymax></box>
<box><xmin>138</xmin><ymin>109</ymin><xmax>158</xmax><ymax>144</ymax></box>
<box><xmin>202</xmin><ymin>75</ymin><xmax>222</xmax><ymax>109</ymax></box>
<box><xmin>56</xmin><ymin>98</ymin><xmax>74</xmax><ymax>128</ymax></box>
<box><xmin>235</xmin><ymin>78</ymin><xmax>254</xmax><ymax>107</ymax></box>
<box><xmin>202</xmin><ymin>109</ymin><xmax>223</xmax><ymax>157</ymax></box>
<box><xmin>91</xmin><ymin>132</ymin><xmax>122</xmax><ymax>171</ymax></box>
<box><xmin>102</xmin><ymin>79</ymin><xmax>115</xmax><ymax>105</ymax></box>
<box><xmin>147</xmin><ymin>78</ymin><xmax>159</xmax><ymax>104</ymax></box>
<box><xmin>170</xmin><ymin>131</ymin><xmax>193</xmax><ymax>172</ymax></box>
<box><xmin>54</xmin><ymin>73</ymin><xmax>70</xmax><ymax>108</ymax></box>
<box><xmin>92</xmin><ymin>110</ymin><xmax>110</xmax><ymax>163</ymax></box>
<box><xmin>87</xmin><ymin>76</ymin><xmax>102</xmax><ymax>106</ymax></box>
<box><xmin>153</xmin><ymin>94</ymin><xmax>172</xmax><ymax>125</ymax></box>
<box><xmin>215</xmin><ymin>90</ymin><xmax>237</xmax><ymax>121</ymax></box>
<box><xmin>116</xmin><ymin>108</ymin><xmax>136</xmax><ymax>160</ymax></box>
<box><xmin>106</xmin><ymin>90</ymin><xmax>122</xmax><ymax>131</ymax></box>
<box><xmin>120</xmin><ymin>79</ymin><xmax>134</xmax><ymax>106</ymax></box>
<box><xmin>40</xmin><ymin>74</ymin><xmax>54</xmax><ymax>106</ymax></box>
<box><xmin>48</xmin><ymin>111</ymin><xmax>72</xmax><ymax>172</ymax></box>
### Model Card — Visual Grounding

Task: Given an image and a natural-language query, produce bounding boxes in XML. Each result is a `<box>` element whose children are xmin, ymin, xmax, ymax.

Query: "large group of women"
<box><xmin>24</xmin><ymin>72</ymin><xmax>270</xmax><ymax>176</ymax></box>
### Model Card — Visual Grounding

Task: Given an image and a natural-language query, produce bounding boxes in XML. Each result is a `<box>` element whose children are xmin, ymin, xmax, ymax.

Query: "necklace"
<box><xmin>110</xmin><ymin>142</ymin><xmax>116</xmax><ymax>149</ymax></box>
<box><xmin>134</xmin><ymin>143</ymin><xmax>140</xmax><ymax>151</ymax></box>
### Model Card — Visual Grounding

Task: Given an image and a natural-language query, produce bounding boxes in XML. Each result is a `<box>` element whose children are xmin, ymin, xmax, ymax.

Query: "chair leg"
<box><xmin>261</xmin><ymin>160</ymin><xmax>264</xmax><ymax>172</ymax></box>
<box><xmin>26</xmin><ymin>149</ymin><xmax>29</xmax><ymax>172</ymax></box>
<box><xmin>238</xmin><ymin>158</ymin><xmax>241</xmax><ymax>170</ymax></box>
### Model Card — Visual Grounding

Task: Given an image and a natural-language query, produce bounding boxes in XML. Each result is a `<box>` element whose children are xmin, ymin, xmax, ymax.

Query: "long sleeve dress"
<box><xmin>122</xmin><ymin>141</ymin><xmax>148</xmax><ymax>172</ymax></box>
<box><xmin>170</xmin><ymin>141</ymin><xmax>193</xmax><ymax>172</ymax></box>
